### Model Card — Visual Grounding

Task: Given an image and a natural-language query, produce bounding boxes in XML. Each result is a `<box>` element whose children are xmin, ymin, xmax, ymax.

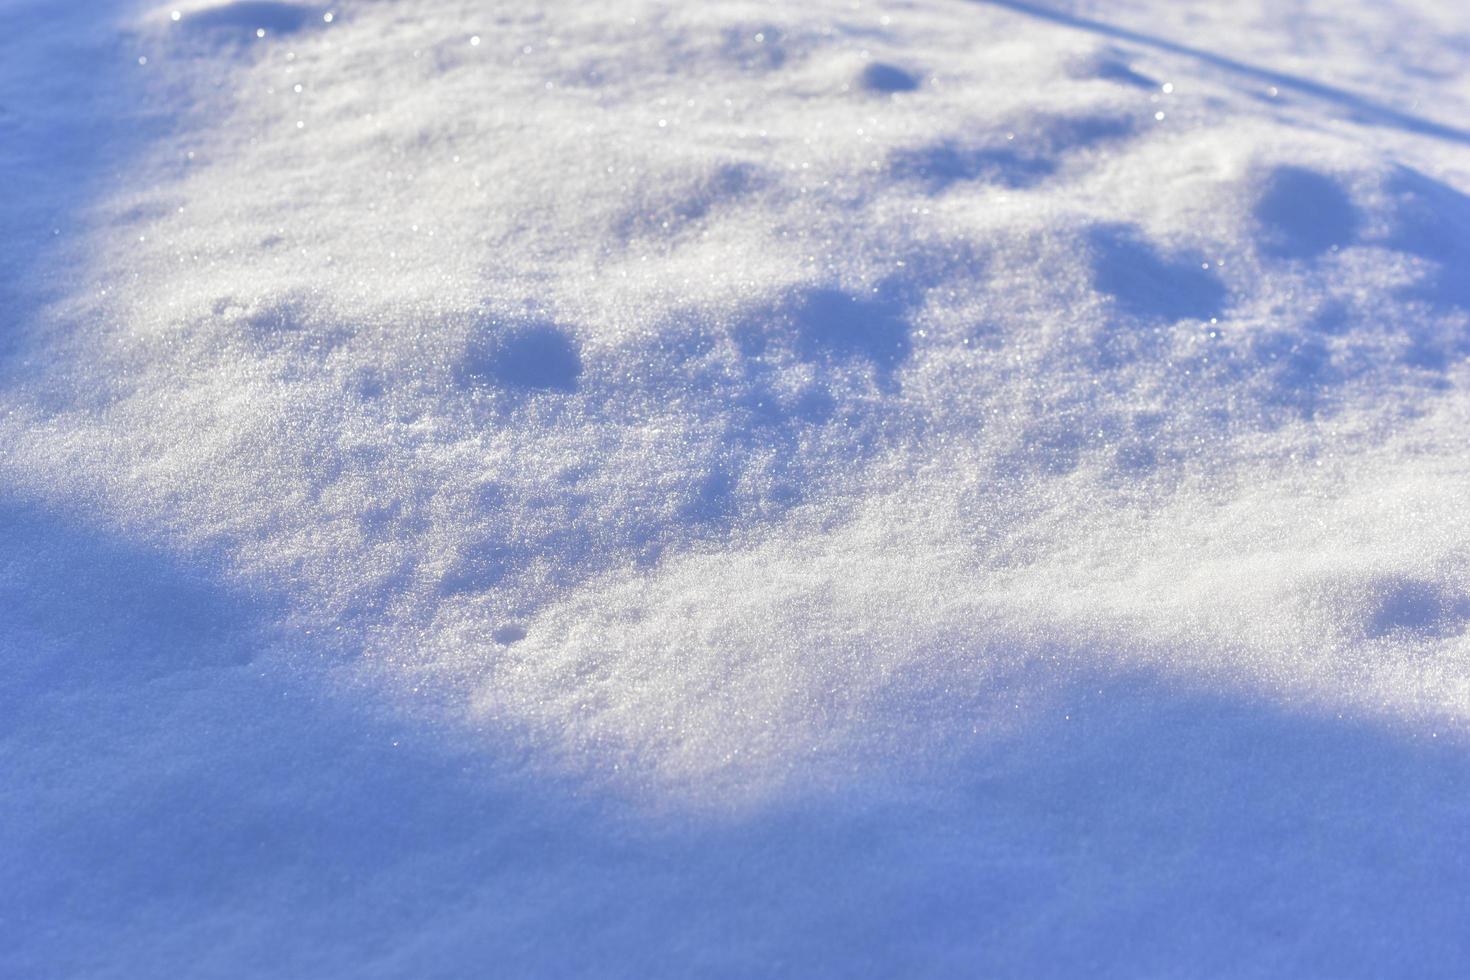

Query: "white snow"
<box><xmin>3</xmin><ymin>0</ymin><xmax>1469</xmax><ymax>975</ymax></box>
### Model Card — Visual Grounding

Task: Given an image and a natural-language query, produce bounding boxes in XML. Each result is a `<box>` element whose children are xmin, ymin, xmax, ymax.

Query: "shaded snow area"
<box><xmin>4</xmin><ymin>0</ymin><xmax>1470</xmax><ymax>975</ymax></box>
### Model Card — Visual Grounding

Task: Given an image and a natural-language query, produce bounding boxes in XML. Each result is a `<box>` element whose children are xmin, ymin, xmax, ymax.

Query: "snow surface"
<box><xmin>4</xmin><ymin>0</ymin><xmax>1470</xmax><ymax>975</ymax></box>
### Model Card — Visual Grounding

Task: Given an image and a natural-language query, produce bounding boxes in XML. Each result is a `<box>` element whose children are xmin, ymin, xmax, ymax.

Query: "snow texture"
<box><xmin>3</xmin><ymin>0</ymin><xmax>1469</xmax><ymax>975</ymax></box>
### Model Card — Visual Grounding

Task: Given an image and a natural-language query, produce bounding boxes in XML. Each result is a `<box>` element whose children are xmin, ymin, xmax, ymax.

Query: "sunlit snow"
<box><xmin>3</xmin><ymin>0</ymin><xmax>1468</xmax><ymax>975</ymax></box>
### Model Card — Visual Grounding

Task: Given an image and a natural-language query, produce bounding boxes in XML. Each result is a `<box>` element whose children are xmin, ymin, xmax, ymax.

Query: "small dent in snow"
<box><xmin>615</xmin><ymin>161</ymin><xmax>765</xmax><ymax>241</ymax></box>
<box><xmin>1254</xmin><ymin>166</ymin><xmax>1359</xmax><ymax>259</ymax></box>
<box><xmin>1381</xmin><ymin>167</ymin><xmax>1470</xmax><ymax>312</ymax></box>
<box><xmin>1089</xmin><ymin>224</ymin><xmax>1227</xmax><ymax>323</ymax></box>
<box><xmin>1363</xmin><ymin>577</ymin><xmax>1470</xmax><ymax>640</ymax></box>
<box><xmin>463</xmin><ymin>321</ymin><xmax>583</xmax><ymax>393</ymax></box>
<box><xmin>492</xmin><ymin>624</ymin><xmax>527</xmax><ymax>645</ymax></box>
<box><xmin>680</xmin><ymin>467</ymin><xmax>737</xmax><ymax>524</ymax></box>
<box><xmin>1246</xmin><ymin>329</ymin><xmax>1339</xmax><ymax>420</ymax></box>
<box><xmin>785</xmin><ymin>287</ymin><xmax>913</xmax><ymax>374</ymax></box>
<box><xmin>859</xmin><ymin>62</ymin><xmax>920</xmax><ymax>94</ymax></box>
<box><xmin>438</xmin><ymin>540</ymin><xmax>511</xmax><ymax>597</ymax></box>
<box><xmin>891</xmin><ymin>114</ymin><xmax>1133</xmax><ymax>192</ymax></box>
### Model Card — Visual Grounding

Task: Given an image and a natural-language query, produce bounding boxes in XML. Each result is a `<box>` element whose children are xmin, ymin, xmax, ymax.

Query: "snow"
<box><xmin>3</xmin><ymin>0</ymin><xmax>1469</xmax><ymax>975</ymax></box>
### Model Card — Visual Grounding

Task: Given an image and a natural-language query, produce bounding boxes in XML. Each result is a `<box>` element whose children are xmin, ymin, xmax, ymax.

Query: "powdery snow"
<box><xmin>3</xmin><ymin>0</ymin><xmax>1469</xmax><ymax>975</ymax></box>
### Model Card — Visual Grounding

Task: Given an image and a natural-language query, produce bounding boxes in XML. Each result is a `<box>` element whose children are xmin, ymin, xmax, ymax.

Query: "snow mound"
<box><xmin>3</xmin><ymin>0</ymin><xmax>1469</xmax><ymax>974</ymax></box>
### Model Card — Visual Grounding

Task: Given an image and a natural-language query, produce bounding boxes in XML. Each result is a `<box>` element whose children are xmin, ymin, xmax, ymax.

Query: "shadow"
<box><xmin>0</xmin><ymin>495</ymin><xmax>278</xmax><ymax>730</ymax></box>
<box><xmin>524</xmin><ymin>285</ymin><xmax>920</xmax><ymax>543</ymax></box>
<box><xmin>1244</xmin><ymin>329</ymin><xmax>1341</xmax><ymax>421</ymax></box>
<box><xmin>1069</xmin><ymin>49</ymin><xmax>1159</xmax><ymax>90</ymax></box>
<box><xmin>1307</xmin><ymin>300</ymin><xmax>1352</xmax><ymax>336</ymax></box>
<box><xmin>436</xmin><ymin>537</ymin><xmax>513</xmax><ymax>596</ymax></box>
<box><xmin>178</xmin><ymin>2</ymin><xmax>327</xmax><ymax>39</ymax></box>
<box><xmin>679</xmin><ymin>467</ymin><xmax>739</xmax><ymax>523</ymax></box>
<box><xmin>712</xmin><ymin>285</ymin><xmax>915</xmax><ymax>510</ymax></box>
<box><xmin>0</xmin><ymin>492</ymin><xmax>636</xmax><ymax>977</ymax></box>
<box><xmin>973</xmin><ymin>0</ymin><xmax>1470</xmax><ymax>146</ymax></box>
<box><xmin>1382</xmin><ymin>167</ymin><xmax>1470</xmax><ymax>312</ymax></box>
<box><xmin>1362</xmin><ymin>576</ymin><xmax>1470</xmax><ymax>640</ymax></box>
<box><xmin>674</xmin><ymin>163</ymin><xmax>764</xmax><ymax>225</ymax></box>
<box><xmin>785</xmin><ymin>287</ymin><xmax>913</xmax><ymax>376</ymax></box>
<box><xmin>859</xmin><ymin>62</ymin><xmax>921</xmax><ymax>94</ymax></box>
<box><xmin>892</xmin><ymin>143</ymin><xmax>1057</xmax><ymax>192</ymax></box>
<box><xmin>0</xmin><ymin>500</ymin><xmax>614</xmax><ymax>976</ymax></box>
<box><xmin>891</xmin><ymin>115</ymin><xmax>1133</xmax><ymax>193</ymax></box>
<box><xmin>491</xmin><ymin>623</ymin><xmax>528</xmax><ymax>645</ymax></box>
<box><xmin>461</xmin><ymin>320</ymin><xmax>583</xmax><ymax>393</ymax></box>
<box><xmin>10</xmin><ymin>613</ymin><xmax>1470</xmax><ymax>977</ymax></box>
<box><xmin>660</xmin><ymin>668</ymin><xmax>1470</xmax><ymax>978</ymax></box>
<box><xmin>1254</xmin><ymin>166</ymin><xmax>1360</xmax><ymax>259</ymax></box>
<box><xmin>1089</xmin><ymin>223</ymin><xmax>1227</xmax><ymax>323</ymax></box>
<box><xmin>0</xmin><ymin>1</ymin><xmax>165</xmax><ymax>378</ymax></box>
<box><xmin>2</xmin><ymin>486</ymin><xmax>1467</xmax><ymax>975</ymax></box>
<box><xmin>613</xmin><ymin>162</ymin><xmax>766</xmax><ymax>243</ymax></box>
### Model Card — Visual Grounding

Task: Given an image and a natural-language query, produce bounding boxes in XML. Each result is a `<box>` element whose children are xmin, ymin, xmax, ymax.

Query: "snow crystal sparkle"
<box><xmin>3</xmin><ymin>0</ymin><xmax>1469</xmax><ymax>975</ymax></box>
